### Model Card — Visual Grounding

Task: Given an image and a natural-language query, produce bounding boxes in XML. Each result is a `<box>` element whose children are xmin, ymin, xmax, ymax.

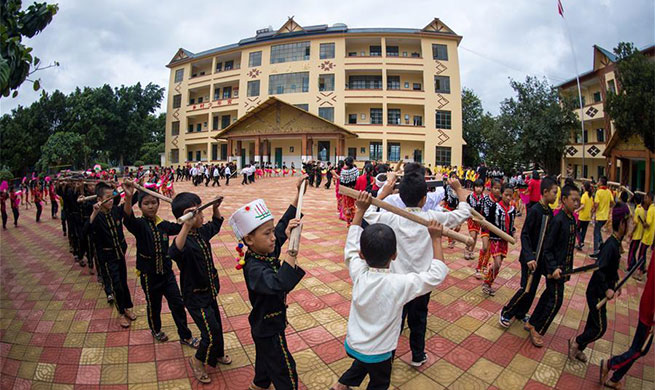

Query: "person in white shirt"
<box><xmin>379</xmin><ymin>163</ymin><xmax>445</xmax><ymax>212</ymax></box>
<box><xmin>212</xmin><ymin>166</ymin><xmax>220</xmax><ymax>187</ymax></box>
<box><xmin>332</xmin><ymin>191</ymin><xmax>448</xmax><ymax>390</ymax></box>
<box><xmin>363</xmin><ymin>172</ymin><xmax>470</xmax><ymax>366</ymax></box>
<box><xmin>224</xmin><ymin>165</ymin><xmax>231</xmax><ymax>186</ymax></box>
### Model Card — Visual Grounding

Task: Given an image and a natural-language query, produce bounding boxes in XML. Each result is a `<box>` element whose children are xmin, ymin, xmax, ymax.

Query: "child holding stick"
<box><xmin>482</xmin><ymin>183</ymin><xmax>516</xmax><ymax>296</ymax></box>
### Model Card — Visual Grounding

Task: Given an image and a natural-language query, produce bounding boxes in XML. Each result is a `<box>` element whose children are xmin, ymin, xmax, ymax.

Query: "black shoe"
<box><xmin>107</xmin><ymin>294</ymin><xmax>114</xmax><ymax>304</ymax></box>
<box><xmin>590</xmin><ymin>252</ymin><xmax>599</xmax><ymax>258</ymax></box>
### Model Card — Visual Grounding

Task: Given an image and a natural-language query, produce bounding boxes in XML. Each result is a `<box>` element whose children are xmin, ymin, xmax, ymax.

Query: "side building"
<box><xmin>164</xmin><ymin>17</ymin><xmax>464</xmax><ymax>169</ymax></box>
<box><xmin>558</xmin><ymin>44</ymin><xmax>654</xmax><ymax>191</ymax></box>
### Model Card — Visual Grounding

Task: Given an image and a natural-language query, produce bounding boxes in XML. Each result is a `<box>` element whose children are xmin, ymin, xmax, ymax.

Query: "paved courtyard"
<box><xmin>0</xmin><ymin>177</ymin><xmax>652</xmax><ymax>389</ymax></box>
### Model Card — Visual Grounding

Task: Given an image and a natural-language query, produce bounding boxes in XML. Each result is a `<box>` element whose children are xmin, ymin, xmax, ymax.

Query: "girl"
<box><xmin>339</xmin><ymin>157</ymin><xmax>359</xmax><ymax>225</ymax></box>
<box><xmin>476</xmin><ymin>179</ymin><xmax>502</xmax><ymax>279</ymax></box>
<box><xmin>466</xmin><ymin>179</ymin><xmax>485</xmax><ymax>260</ymax></box>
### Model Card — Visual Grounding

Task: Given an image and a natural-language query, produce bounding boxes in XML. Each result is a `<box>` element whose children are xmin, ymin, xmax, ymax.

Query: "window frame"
<box><xmin>247</xmin><ymin>80</ymin><xmax>260</xmax><ymax>97</ymax></box>
<box><xmin>432</xmin><ymin>44</ymin><xmax>448</xmax><ymax>60</ymax></box>
<box><xmin>388</xmin><ymin>142</ymin><xmax>401</xmax><ymax>161</ymax></box>
<box><xmin>435</xmin><ymin>110</ymin><xmax>452</xmax><ymax>129</ymax></box>
<box><xmin>270</xmin><ymin>41</ymin><xmax>311</xmax><ymax>64</ymax></box>
<box><xmin>434</xmin><ymin>76</ymin><xmax>451</xmax><ymax>94</ymax></box>
<box><xmin>370</xmin><ymin>108</ymin><xmax>383</xmax><ymax>124</ymax></box>
<box><xmin>248</xmin><ymin>51</ymin><xmax>262</xmax><ymax>67</ymax></box>
<box><xmin>319</xmin><ymin>42</ymin><xmax>335</xmax><ymax>59</ymax></box>
<box><xmin>318</xmin><ymin>107</ymin><xmax>334</xmax><ymax>122</ymax></box>
<box><xmin>268</xmin><ymin>72</ymin><xmax>310</xmax><ymax>95</ymax></box>
<box><xmin>174</xmin><ymin>69</ymin><xmax>184</xmax><ymax>83</ymax></box>
<box><xmin>369</xmin><ymin>142</ymin><xmax>383</xmax><ymax>160</ymax></box>
<box><xmin>318</xmin><ymin>74</ymin><xmax>335</xmax><ymax>92</ymax></box>
<box><xmin>387</xmin><ymin>109</ymin><xmax>401</xmax><ymax>125</ymax></box>
<box><xmin>435</xmin><ymin>146</ymin><xmax>452</xmax><ymax>166</ymax></box>
<box><xmin>172</xmin><ymin>94</ymin><xmax>181</xmax><ymax>109</ymax></box>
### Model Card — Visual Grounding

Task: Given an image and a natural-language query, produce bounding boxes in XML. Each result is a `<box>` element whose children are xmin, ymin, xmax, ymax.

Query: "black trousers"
<box><xmin>96</xmin><ymin>256</ymin><xmax>113</xmax><ymax>297</ymax></box>
<box><xmin>529</xmin><ymin>278</ymin><xmax>565</xmax><ymax>335</ymax></box>
<box><xmin>400</xmin><ymin>292</ymin><xmax>430</xmax><ymax>361</ymax></box>
<box><xmin>252</xmin><ymin>332</ymin><xmax>298</xmax><ymax>390</ymax></box>
<box><xmin>187</xmin><ymin>299</ymin><xmax>225</xmax><ymax>367</ymax></box>
<box><xmin>577</xmin><ymin>220</ymin><xmax>590</xmax><ymax>246</ymax></box>
<box><xmin>51</xmin><ymin>200</ymin><xmax>58</xmax><ymax>218</ymax></box>
<box><xmin>502</xmin><ymin>262</ymin><xmax>543</xmax><ymax>321</ymax></box>
<box><xmin>609</xmin><ymin>321</ymin><xmax>653</xmax><ymax>382</ymax></box>
<box><xmin>315</xmin><ymin>174</ymin><xmax>322</xmax><ymax>187</ymax></box>
<box><xmin>205</xmin><ymin>176</ymin><xmax>210</xmax><ymax>186</ymax></box>
<box><xmin>575</xmin><ymin>292</ymin><xmax>607</xmax><ymax>351</ymax></box>
<box><xmin>140</xmin><ymin>272</ymin><xmax>192</xmax><ymax>340</ymax></box>
<box><xmin>339</xmin><ymin>354</ymin><xmax>392</xmax><ymax>390</ymax></box>
<box><xmin>325</xmin><ymin>174</ymin><xmax>333</xmax><ymax>189</ymax></box>
<box><xmin>249</xmin><ymin>174</ymin><xmax>255</xmax><ymax>183</ymax></box>
<box><xmin>103</xmin><ymin>256</ymin><xmax>133</xmax><ymax>314</ymax></box>
<box><xmin>67</xmin><ymin>213</ymin><xmax>82</xmax><ymax>258</ymax></box>
<box><xmin>35</xmin><ymin>202</ymin><xmax>42</xmax><ymax>222</ymax></box>
<box><xmin>84</xmin><ymin>234</ymin><xmax>93</xmax><ymax>269</ymax></box>
<box><xmin>61</xmin><ymin>209</ymin><xmax>66</xmax><ymax>234</ymax></box>
<box><xmin>242</xmin><ymin>174</ymin><xmax>248</xmax><ymax>185</ymax></box>
<box><xmin>11</xmin><ymin>207</ymin><xmax>19</xmax><ymax>226</ymax></box>
<box><xmin>636</xmin><ymin>243</ymin><xmax>651</xmax><ymax>272</ymax></box>
<box><xmin>212</xmin><ymin>176</ymin><xmax>220</xmax><ymax>186</ymax></box>
<box><xmin>308</xmin><ymin>174</ymin><xmax>314</xmax><ymax>186</ymax></box>
<box><xmin>1</xmin><ymin>209</ymin><xmax>7</xmax><ymax>229</ymax></box>
<box><xmin>225</xmin><ymin>175</ymin><xmax>230</xmax><ymax>186</ymax></box>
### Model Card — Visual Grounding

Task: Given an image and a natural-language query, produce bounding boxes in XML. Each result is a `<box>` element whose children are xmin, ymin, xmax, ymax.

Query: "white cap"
<box><xmin>228</xmin><ymin>199</ymin><xmax>274</xmax><ymax>240</ymax></box>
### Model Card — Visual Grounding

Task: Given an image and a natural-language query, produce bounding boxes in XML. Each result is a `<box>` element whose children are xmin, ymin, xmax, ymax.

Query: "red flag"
<box><xmin>558</xmin><ymin>0</ymin><xmax>564</xmax><ymax>17</ymax></box>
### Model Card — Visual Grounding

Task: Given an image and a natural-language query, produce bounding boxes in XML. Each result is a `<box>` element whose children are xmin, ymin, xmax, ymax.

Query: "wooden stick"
<box><xmin>338</xmin><ymin>186</ymin><xmax>474</xmax><ymax>247</ymax></box>
<box><xmin>288</xmin><ymin>180</ymin><xmax>307</xmax><ymax>256</ymax></box>
<box><xmin>133</xmin><ymin>182</ymin><xmax>173</xmax><ymax>203</ymax></box>
<box><xmin>469</xmin><ymin>209</ymin><xmax>516</xmax><ymax>245</ymax></box>
<box><xmin>177</xmin><ymin>196</ymin><xmax>224</xmax><ymax>224</ymax></box>
<box><xmin>77</xmin><ymin>195</ymin><xmax>97</xmax><ymax>203</ymax></box>
<box><xmin>99</xmin><ymin>189</ymin><xmax>125</xmax><ymax>206</ymax></box>
<box><xmin>596</xmin><ymin>256</ymin><xmax>646</xmax><ymax>310</ymax></box>
<box><xmin>393</xmin><ymin>160</ymin><xmax>403</xmax><ymax>173</ymax></box>
<box><xmin>642</xmin><ymin>332</ymin><xmax>653</xmax><ymax>353</ymax></box>
<box><xmin>526</xmin><ymin>215</ymin><xmax>550</xmax><ymax>291</ymax></box>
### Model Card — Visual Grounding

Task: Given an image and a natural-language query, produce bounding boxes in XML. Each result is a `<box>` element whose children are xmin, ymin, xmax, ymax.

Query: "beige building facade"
<box><xmin>164</xmin><ymin>17</ymin><xmax>464</xmax><ymax>169</ymax></box>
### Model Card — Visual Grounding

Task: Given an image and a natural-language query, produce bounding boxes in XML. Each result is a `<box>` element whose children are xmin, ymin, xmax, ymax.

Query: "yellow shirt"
<box><xmin>578</xmin><ymin>192</ymin><xmax>593</xmax><ymax>221</ymax></box>
<box><xmin>594</xmin><ymin>188</ymin><xmax>613</xmax><ymax>221</ymax></box>
<box><xmin>549</xmin><ymin>186</ymin><xmax>561</xmax><ymax>210</ymax></box>
<box><xmin>632</xmin><ymin>205</ymin><xmax>645</xmax><ymax>240</ymax></box>
<box><xmin>642</xmin><ymin>204</ymin><xmax>655</xmax><ymax>245</ymax></box>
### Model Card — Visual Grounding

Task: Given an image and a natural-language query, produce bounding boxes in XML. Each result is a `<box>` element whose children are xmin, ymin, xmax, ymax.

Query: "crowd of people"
<box><xmin>0</xmin><ymin>158</ymin><xmax>653</xmax><ymax>390</ymax></box>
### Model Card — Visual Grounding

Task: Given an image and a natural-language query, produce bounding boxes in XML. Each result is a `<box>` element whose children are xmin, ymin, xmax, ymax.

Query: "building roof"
<box><xmin>168</xmin><ymin>17</ymin><xmax>461</xmax><ymax>67</ymax></box>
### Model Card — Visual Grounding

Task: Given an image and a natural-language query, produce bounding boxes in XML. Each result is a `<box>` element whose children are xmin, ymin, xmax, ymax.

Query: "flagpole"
<box><xmin>559</xmin><ymin>0</ymin><xmax>586</xmax><ymax>176</ymax></box>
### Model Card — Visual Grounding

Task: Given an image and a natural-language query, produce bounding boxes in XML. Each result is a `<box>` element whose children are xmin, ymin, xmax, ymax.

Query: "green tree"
<box><xmin>461</xmin><ymin>88</ymin><xmax>485</xmax><ymax>167</ymax></box>
<box><xmin>37</xmin><ymin>131</ymin><xmax>84</xmax><ymax>171</ymax></box>
<box><xmin>605</xmin><ymin>42</ymin><xmax>655</xmax><ymax>152</ymax></box>
<box><xmin>139</xmin><ymin>112</ymin><xmax>166</xmax><ymax>164</ymax></box>
<box><xmin>1</xmin><ymin>0</ymin><xmax>59</xmax><ymax>97</ymax></box>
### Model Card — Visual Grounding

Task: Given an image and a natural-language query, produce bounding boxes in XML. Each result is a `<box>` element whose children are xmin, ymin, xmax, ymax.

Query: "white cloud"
<box><xmin>1</xmin><ymin>0</ymin><xmax>652</xmax><ymax>115</ymax></box>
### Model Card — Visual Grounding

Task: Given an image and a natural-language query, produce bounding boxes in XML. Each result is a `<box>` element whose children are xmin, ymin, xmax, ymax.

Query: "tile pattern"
<box><xmin>0</xmin><ymin>177</ymin><xmax>652</xmax><ymax>389</ymax></box>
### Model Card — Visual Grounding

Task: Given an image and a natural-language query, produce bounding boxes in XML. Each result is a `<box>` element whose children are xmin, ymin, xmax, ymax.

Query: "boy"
<box><xmin>525</xmin><ymin>184</ymin><xmax>580</xmax><ymax>347</ymax></box>
<box><xmin>482</xmin><ymin>183</ymin><xmax>516</xmax><ymax>296</ymax></box>
<box><xmin>444</xmin><ymin>171</ymin><xmax>462</xmax><ymax>249</ymax></box>
<box><xmin>465</xmin><ymin>179</ymin><xmax>485</xmax><ymax>260</ymax></box>
<box><xmin>576</xmin><ymin>181</ymin><xmax>593</xmax><ymax>250</ymax></box>
<box><xmin>363</xmin><ymin>172</ymin><xmax>470</xmax><ymax>366</ymax></box>
<box><xmin>122</xmin><ymin>181</ymin><xmax>199</xmax><ymax>347</ymax></box>
<box><xmin>627</xmin><ymin>193</ymin><xmax>644</xmax><ymax>271</ymax></box>
<box><xmin>500</xmin><ymin>177</ymin><xmax>557</xmax><ymax>327</ymax></box>
<box><xmin>635</xmin><ymin>192</ymin><xmax>654</xmax><ymax>280</ymax></box>
<box><xmin>89</xmin><ymin>182</ymin><xmax>136</xmax><ymax>328</ymax></box>
<box><xmin>229</xmin><ymin>179</ymin><xmax>305</xmax><ymax>390</ymax></box>
<box><xmin>568</xmin><ymin>206</ymin><xmax>629</xmax><ymax>363</ymax></box>
<box><xmin>332</xmin><ymin>192</ymin><xmax>449</xmax><ymax>390</ymax></box>
<box><xmin>476</xmin><ymin>179</ymin><xmax>502</xmax><ymax>279</ymax></box>
<box><xmin>169</xmin><ymin>193</ymin><xmax>231</xmax><ymax>384</ymax></box>
<box><xmin>592</xmin><ymin>176</ymin><xmax>614</xmax><ymax>257</ymax></box>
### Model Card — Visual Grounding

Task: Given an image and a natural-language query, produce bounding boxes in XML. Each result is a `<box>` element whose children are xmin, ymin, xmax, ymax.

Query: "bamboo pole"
<box><xmin>287</xmin><ymin>180</ymin><xmax>307</xmax><ymax>256</ymax></box>
<box><xmin>177</xmin><ymin>196</ymin><xmax>224</xmax><ymax>224</ymax></box>
<box><xmin>469</xmin><ymin>209</ymin><xmax>516</xmax><ymax>244</ymax></box>
<box><xmin>133</xmin><ymin>182</ymin><xmax>172</xmax><ymax>203</ymax></box>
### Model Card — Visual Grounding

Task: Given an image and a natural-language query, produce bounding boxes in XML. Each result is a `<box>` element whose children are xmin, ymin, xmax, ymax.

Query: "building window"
<box><xmin>434</xmin><ymin>76</ymin><xmax>451</xmax><ymax>93</ymax></box>
<box><xmin>598</xmin><ymin>166</ymin><xmax>605</xmax><ymax>178</ymax></box>
<box><xmin>435</xmin><ymin>110</ymin><xmax>452</xmax><ymax>129</ymax></box>
<box><xmin>388</xmin><ymin>142</ymin><xmax>401</xmax><ymax>161</ymax></box>
<box><xmin>215</xmin><ymin>62</ymin><xmax>222</xmax><ymax>72</ymax></box>
<box><xmin>172</xmin><ymin>94</ymin><xmax>181</xmax><ymax>108</ymax></box>
<box><xmin>348</xmin><ymin>75</ymin><xmax>382</xmax><ymax>90</ymax></box>
<box><xmin>189</xmin><ymin>98</ymin><xmax>195</xmax><ymax>105</ymax></box>
<box><xmin>370</xmin><ymin>108</ymin><xmax>383</xmax><ymax>124</ymax></box>
<box><xmin>369</xmin><ymin>45</ymin><xmax>382</xmax><ymax>56</ymax></box>
<box><xmin>188</xmin><ymin>151</ymin><xmax>193</xmax><ymax>161</ymax></box>
<box><xmin>387</xmin><ymin>109</ymin><xmax>401</xmax><ymax>125</ymax></box>
<box><xmin>319</xmin><ymin>74</ymin><xmax>334</xmax><ymax>91</ymax></box>
<box><xmin>221</xmin><ymin>144</ymin><xmax>227</xmax><ymax>159</ymax></box>
<box><xmin>593</xmin><ymin>91</ymin><xmax>601</xmax><ymax>103</ymax></box>
<box><xmin>224</xmin><ymin>60</ymin><xmax>234</xmax><ymax>71</ymax></box>
<box><xmin>348</xmin><ymin>114</ymin><xmax>357</xmax><ymax>124</ymax></box>
<box><xmin>435</xmin><ymin>146</ymin><xmax>451</xmax><ymax>165</ymax></box>
<box><xmin>607</xmin><ymin>79</ymin><xmax>616</xmax><ymax>94</ymax></box>
<box><xmin>269</xmin><ymin>72</ymin><xmax>310</xmax><ymax>94</ymax></box>
<box><xmin>413</xmin><ymin>83</ymin><xmax>422</xmax><ymax>91</ymax></box>
<box><xmin>187</xmin><ymin>123</ymin><xmax>193</xmax><ymax>133</ymax></box>
<box><xmin>171</xmin><ymin>121</ymin><xmax>180</xmax><ymax>136</ymax></box>
<box><xmin>387</xmin><ymin>76</ymin><xmax>400</xmax><ymax>90</ymax></box>
<box><xmin>294</xmin><ymin>104</ymin><xmax>309</xmax><ymax>111</ymax></box>
<box><xmin>370</xmin><ymin>142</ymin><xmax>383</xmax><ymax>160</ymax></box>
<box><xmin>247</xmin><ymin>80</ymin><xmax>260</xmax><ymax>97</ymax></box>
<box><xmin>222</xmin><ymin>86</ymin><xmax>232</xmax><ymax>99</ymax></box>
<box><xmin>386</xmin><ymin>46</ymin><xmax>399</xmax><ymax>57</ymax></box>
<box><xmin>214</xmin><ymin>87</ymin><xmax>220</xmax><ymax>100</ymax></box>
<box><xmin>413</xmin><ymin>116</ymin><xmax>423</xmax><ymax>126</ymax></box>
<box><xmin>320</xmin><ymin>43</ymin><xmax>335</xmax><ymax>59</ymax></box>
<box><xmin>212</xmin><ymin>144</ymin><xmax>218</xmax><ymax>160</ymax></box>
<box><xmin>347</xmin><ymin>147</ymin><xmax>357</xmax><ymax>159</ymax></box>
<box><xmin>583</xmin><ymin>165</ymin><xmax>588</xmax><ymax>178</ymax></box>
<box><xmin>270</xmin><ymin>41</ymin><xmax>310</xmax><ymax>64</ymax></box>
<box><xmin>318</xmin><ymin>107</ymin><xmax>334</xmax><ymax>122</ymax></box>
<box><xmin>249</xmin><ymin>51</ymin><xmax>262</xmax><ymax>67</ymax></box>
<box><xmin>196</xmin><ymin>123</ymin><xmax>202</xmax><ymax>132</ymax></box>
<box><xmin>596</xmin><ymin>128</ymin><xmax>604</xmax><ymax>142</ymax></box>
<box><xmin>432</xmin><ymin>44</ymin><xmax>448</xmax><ymax>60</ymax></box>
<box><xmin>212</xmin><ymin>116</ymin><xmax>219</xmax><ymax>130</ymax></box>
<box><xmin>221</xmin><ymin>115</ymin><xmax>231</xmax><ymax>129</ymax></box>
<box><xmin>174</xmin><ymin>69</ymin><xmax>184</xmax><ymax>83</ymax></box>
<box><xmin>170</xmin><ymin>149</ymin><xmax>179</xmax><ymax>163</ymax></box>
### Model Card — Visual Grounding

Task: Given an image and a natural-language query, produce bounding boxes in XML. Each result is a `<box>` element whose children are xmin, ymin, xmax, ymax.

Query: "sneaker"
<box><xmin>482</xmin><ymin>284</ymin><xmax>495</xmax><ymax>296</ymax></box>
<box><xmin>522</xmin><ymin>314</ymin><xmax>531</xmax><ymax>324</ymax></box>
<box><xmin>409</xmin><ymin>353</ymin><xmax>428</xmax><ymax>367</ymax></box>
<box><xmin>107</xmin><ymin>295</ymin><xmax>114</xmax><ymax>304</ymax></box>
<box><xmin>590</xmin><ymin>252</ymin><xmax>599</xmax><ymax>259</ymax></box>
<box><xmin>499</xmin><ymin>314</ymin><xmax>512</xmax><ymax>328</ymax></box>
<box><xmin>475</xmin><ymin>270</ymin><xmax>483</xmax><ymax>280</ymax></box>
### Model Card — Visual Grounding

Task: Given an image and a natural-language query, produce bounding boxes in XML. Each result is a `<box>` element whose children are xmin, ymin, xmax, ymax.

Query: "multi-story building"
<box><xmin>558</xmin><ymin>44</ymin><xmax>654</xmax><ymax>191</ymax></box>
<box><xmin>164</xmin><ymin>17</ymin><xmax>463</xmax><ymax>169</ymax></box>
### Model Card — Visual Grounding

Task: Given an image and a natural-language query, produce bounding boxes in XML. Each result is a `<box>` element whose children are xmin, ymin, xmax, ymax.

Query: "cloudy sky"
<box><xmin>1</xmin><ymin>0</ymin><xmax>653</xmax><ymax>115</ymax></box>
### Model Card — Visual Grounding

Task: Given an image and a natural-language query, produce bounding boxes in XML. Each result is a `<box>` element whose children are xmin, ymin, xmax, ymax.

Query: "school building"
<box><xmin>558</xmin><ymin>44</ymin><xmax>655</xmax><ymax>192</ymax></box>
<box><xmin>164</xmin><ymin>17</ymin><xmax>464</xmax><ymax>169</ymax></box>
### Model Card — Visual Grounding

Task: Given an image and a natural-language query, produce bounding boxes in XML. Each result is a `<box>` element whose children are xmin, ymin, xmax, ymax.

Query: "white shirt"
<box><xmin>383</xmin><ymin>188</ymin><xmax>445</xmax><ymax>212</ymax></box>
<box><xmin>344</xmin><ymin>225</ymin><xmax>448</xmax><ymax>355</ymax></box>
<box><xmin>213</xmin><ymin>168</ymin><xmax>219</xmax><ymax>177</ymax></box>
<box><xmin>225</xmin><ymin>167</ymin><xmax>231</xmax><ymax>176</ymax></box>
<box><xmin>364</xmin><ymin>201</ymin><xmax>470</xmax><ymax>274</ymax></box>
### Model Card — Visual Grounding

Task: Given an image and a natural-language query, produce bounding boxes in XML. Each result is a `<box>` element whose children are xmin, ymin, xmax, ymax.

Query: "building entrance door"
<box><xmin>275</xmin><ymin>148</ymin><xmax>283</xmax><ymax>167</ymax></box>
<box><xmin>317</xmin><ymin>141</ymin><xmax>330</xmax><ymax>161</ymax></box>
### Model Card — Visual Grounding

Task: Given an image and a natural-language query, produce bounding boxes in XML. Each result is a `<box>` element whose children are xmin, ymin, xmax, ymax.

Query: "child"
<box><xmin>443</xmin><ymin>171</ymin><xmax>462</xmax><ymax>249</ymax></box>
<box><xmin>635</xmin><ymin>192</ymin><xmax>654</xmax><ymax>280</ymax></box>
<box><xmin>466</xmin><ymin>179</ymin><xmax>484</xmax><ymax>260</ymax></box>
<box><xmin>228</xmin><ymin>178</ymin><xmax>305</xmax><ymax>390</ymax></box>
<box><xmin>169</xmin><ymin>193</ymin><xmax>231</xmax><ymax>384</ymax></box>
<box><xmin>332</xmin><ymin>192</ymin><xmax>449</xmax><ymax>390</ymax></box>
<box><xmin>34</xmin><ymin>184</ymin><xmax>43</xmax><ymax>222</ymax></box>
<box><xmin>627</xmin><ymin>193</ymin><xmax>644</xmax><ymax>271</ymax></box>
<box><xmin>500</xmin><ymin>177</ymin><xmax>557</xmax><ymax>327</ymax></box>
<box><xmin>482</xmin><ymin>183</ymin><xmax>516</xmax><ymax>296</ymax></box>
<box><xmin>592</xmin><ymin>176</ymin><xmax>614</xmax><ymax>257</ymax></box>
<box><xmin>525</xmin><ymin>184</ymin><xmax>580</xmax><ymax>347</ymax></box>
<box><xmin>122</xmin><ymin>181</ymin><xmax>199</xmax><ymax>347</ymax></box>
<box><xmin>568</xmin><ymin>206</ymin><xmax>629</xmax><ymax>363</ymax></box>
<box><xmin>476</xmin><ymin>179</ymin><xmax>502</xmax><ymax>279</ymax></box>
<box><xmin>363</xmin><ymin>172</ymin><xmax>470</xmax><ymax>367</ymax></box>
<box><xmin>89</xmin><ymin>182</ymin><xmax>136</xmax><ymax>328</ymax></box>
<box><xmin>10</xmin><ymin>185</ymin><xmax>20</xmax><ymax>227</ymax></box>
<box><xmin>575</xmin><ymin>181</ymin><xmax>593</xmax><ymax>250</ymax></box>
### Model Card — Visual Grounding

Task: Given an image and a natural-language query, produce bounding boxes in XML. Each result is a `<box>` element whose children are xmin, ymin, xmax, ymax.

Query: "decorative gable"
<box><xmin>170</xmin><ymin>48</ymin><xmax>192</xmax><ymax>64</ymax></box>
<box><xmin>422</xmin><ymin>18</ymin><xmax>455</xmax><ymax>34</ymax></box>
<box><xmin>277</xmin><ymin>17</ymin><xmax>304</xmax><ymax>35</ymax></box>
